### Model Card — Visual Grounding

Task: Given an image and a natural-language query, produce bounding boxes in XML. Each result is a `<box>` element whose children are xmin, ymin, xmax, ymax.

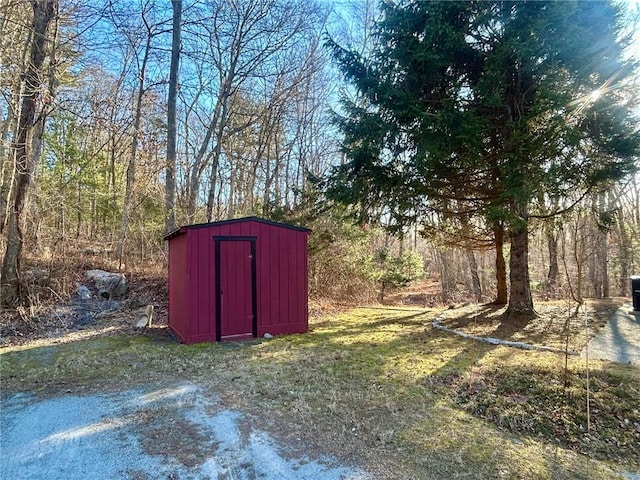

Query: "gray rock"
<box><xmin>85</xmin><ymin>270</ymin><xmax>128</xmax><ymax>299</ymax></box>
<box><xmin>134</xmin><ymin>316</ymin><xmax>150</xmax><ymax>328</ymax></box>
<box><xmin>76</xmin><ymin>284</ymin><xmax>92</xmax><ymax>300</ymax></box>
<box><xmin>133</xmin><ymin>305</ymin><xmax>154</xmax><ymax>328</ymax></box>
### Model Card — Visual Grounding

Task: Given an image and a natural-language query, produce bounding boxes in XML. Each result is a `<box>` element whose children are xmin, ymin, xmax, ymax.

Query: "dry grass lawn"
<box><xmin>1</xmin><ymin>301</ymin><xmax>639</xmax><ymax>479</ymax></box>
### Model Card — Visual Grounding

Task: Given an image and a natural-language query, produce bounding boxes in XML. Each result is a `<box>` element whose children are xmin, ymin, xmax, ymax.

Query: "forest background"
<box><xmin>1</xmin><ymin>0</ymin><xmax>639</xmax><ymax>315</ymax></box>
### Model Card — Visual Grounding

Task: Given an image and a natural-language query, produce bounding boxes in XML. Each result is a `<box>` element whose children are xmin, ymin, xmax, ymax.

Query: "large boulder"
<box><xmin>85</xmin><ymin>270</ymin><xmax>128</xmax><ymax>299</ymax></box>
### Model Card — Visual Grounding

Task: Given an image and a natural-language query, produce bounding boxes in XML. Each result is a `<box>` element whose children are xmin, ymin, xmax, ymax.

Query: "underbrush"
<box><xmin>0</xmin><ymin>245</ymin><xmax>167</xmax><ymax>345</ymax></box>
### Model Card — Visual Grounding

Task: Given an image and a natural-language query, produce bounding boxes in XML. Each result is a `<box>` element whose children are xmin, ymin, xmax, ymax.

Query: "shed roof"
<box><xmin>164</xmin><ymin>216</ymin><xmax>311</xmax><ymax>241</ymax></box>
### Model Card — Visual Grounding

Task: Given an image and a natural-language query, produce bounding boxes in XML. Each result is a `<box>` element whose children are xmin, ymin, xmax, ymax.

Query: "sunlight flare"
<box><xmin>40</xmin><ymin>418</ymin><xmax>129</xmax><ymax>444</ymax></box>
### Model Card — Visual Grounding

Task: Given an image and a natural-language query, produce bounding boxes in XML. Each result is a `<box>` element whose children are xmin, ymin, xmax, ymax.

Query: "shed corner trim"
<box><xmin>164</xmin><ymin>227</ymin><xmax>186</xmax><ymax>241</ymax></box>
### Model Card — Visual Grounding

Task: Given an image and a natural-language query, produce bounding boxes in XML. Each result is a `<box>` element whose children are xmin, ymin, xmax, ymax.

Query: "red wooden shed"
<box><xmin>164</xmin><ymin>216</ymin><xmax>310</xmax><ymax>344</ymax></box>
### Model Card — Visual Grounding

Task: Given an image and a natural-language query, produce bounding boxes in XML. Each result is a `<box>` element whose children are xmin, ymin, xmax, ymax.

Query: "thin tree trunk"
<box><xmin>205</xmin><ymin>71</ymin><xmax>238</xmax><ymax>222</ymax></box>
<box><xmin>31</xmin><ymin>1</ymin><xmax>57</xmax><ymax>185</ymax></box>
<box><xmin>76</xmin><ymin>166</ymin><xmax>82</xmax><ymax>238</ymax></box>
<box><xmin>616</xmin><ymin>207</ymin><xmax>631</xmax><ymax>296</ymax></box>
<box><xmin>228</xmin><ymin>164</ymin><xmax>236</xmax><ymax>219</ymax></box>
<box><xmin>1</xmin><ymin>0</ymin><xmax>57</xmax><ymax>306</ymax></box>
<box><xmin>165</xmin><ymin>0</ymin><xmax>181</xmax><ymax>234</ymax></box>
<box><xmin>117</xmin><ymin>33</ymin><xmax>152</xmax><ymax>270</ymax></box>
<box><xmin>466</xmin><ymin>248</ymin><xmax>482</xmax><ymax>302</ymax></box>
<box><xmin>589</xmin><ymin>196</ymin><xmax>601</xmax><ymax>298</ymax></box>
<box><xmin>1</xmin><ymin>18</ymin><xmax>32</xmax><ymax>234</ymax></box>
<box><xmin>633</xmin><ymin>174</ymin><xmax>640</xmax><ymax>226</ymax></box>
<box><xmin>572</xmin><ymin>214</ymin><xmax>585</xmax><ymax>306</ymax></box>
<box><xmin>205</xmin><ymin>117</ymin><xmax>228</xmax><ymax>222</ymax></box>
<box><xmin>493</xmin><ymin>221</ymin><xmax>508</xmax><ymax>305</ymax></box>
<box><xmin>186</xmin><ymin>110</ymin><xmax>218</xmax><ymax>221</ymax></box>
<box><xmin>263</xmin><ymin>144</ymin><xmax>272</xmax><ymax>216</ymax></box>
<box><xmin>546</xmin><ymin>223</ymin><xmax>559</xmax><ymax>292</ymax></box>
<box><xmin>0</xmin><ymin>101</ymin><xmax>16</xmax><ymax>232</ymax></box>
<box><xmin>195</xmin><ymin>57</ymin><xmax>237</xmax><ymax>222</ymax></box>
<box><xmin>440</xmin><ymin>248</ymin><xmax>454</xmax><ymax>304</ymax></box>
<box><xmin>107</xmin><ymin>63</ymin><xmax>128</xmax><ymax>230</ymax></box>
<box><xmin>600</xmin><ymin>191</ymin><xmax>609</xmax><ymax>298</ymax></box>
<box><xmin>91</xmin><ymin>187</ymin><xmax>96</xmax><ymax>239</ymax></box>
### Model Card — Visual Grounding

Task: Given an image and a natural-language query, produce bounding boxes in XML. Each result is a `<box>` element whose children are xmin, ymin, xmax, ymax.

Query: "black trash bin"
<box><xmin>632</xmin><ymin>276</ymin><xmax>640</xmax><ymax>312</ymax></box>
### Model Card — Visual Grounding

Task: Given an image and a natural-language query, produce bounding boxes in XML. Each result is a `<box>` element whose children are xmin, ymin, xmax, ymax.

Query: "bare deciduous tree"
<box><xmin>1</xmin><ymin>0</ymin><xmax>58</xmax><ymax>306</ymax></box>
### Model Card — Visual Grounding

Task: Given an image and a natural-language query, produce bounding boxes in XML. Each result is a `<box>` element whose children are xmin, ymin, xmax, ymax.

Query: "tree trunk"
<box><xmin>572</xmin><ymin>215</ymin><xmax>585</xmax><ymax>305</ymax></box>
<box><xmin>466</xmin><ymin>248</ymin><xmax>482</xmax><ymax>302</ymax></box>
<box><xmin>616</xmin><ymin>206</ymin><xmax>631</xmax><ymax>296</ymax></box>
<box><xmin>263</xmin><ymin>144</ymin><xmax>272</xmax><ymax>216</ymax></box>
<box><xmin>546</xmin><ymin>236</ymin><xmax>559</xmax><ymax>289</ymax></box>
<box><xmin>0</xmin><ymin>18</ymin><xmax>32</xmax><ymax>235</ymax></box>
<box><xmin>203</xmin><ymin>56</ymin><xmax>237</xmax><ymax>222</ymax></box>
<box><xmin>506</xmin><ymin>222</ymin><xmax>535</xmax><ymax>317</ymax></box>
<box><xmin>0</xmin><ymin>100</ymin><xmax>16</xmax><ymax>233</ymax></box>
<box><xmin>186</xmin><ymin>108</ymin><xmax>219</xmax><ymax>221</ymax></box>
<box><xmin>1</xmin><ymin>0</ymin><xmax>57</xmax><ymax>307</ymax></box>
<box><xmin>599</xmin><ymin>191</ymin><xmax>609</xmax><ymax>298</ymax></box>
<box><xmin>165</xmin><ymin>0</ymin><xmax>181</xmax><ymax>234</ymax></box>
<box><xmin>440</xmin><ymin>248</ymin><xmax>454</xmax><ymax>304</ymax></box>
<box><xmin>493</xmin><ymin>221</ymin><xmax>508</xmax><ymax>304</ymax></box>
<box><xmin>117</xmin><ymin>32</ymin><xmax>152</xmax><ymax>270</ymax></box>
<box><xmin>546</xmin><ymin>223</ymin><xmax>559</xmax><ymax>292</ymax></box>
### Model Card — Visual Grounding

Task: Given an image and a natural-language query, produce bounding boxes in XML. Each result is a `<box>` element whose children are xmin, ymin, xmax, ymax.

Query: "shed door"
<box><xmin>215</xmin><ymin>238</ymin><xmax>257</xmax><ymax>340</ymax></box>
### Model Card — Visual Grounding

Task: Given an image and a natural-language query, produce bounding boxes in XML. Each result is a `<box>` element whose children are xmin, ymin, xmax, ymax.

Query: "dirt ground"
<box><xmin>1</xmin><ymin>383</ymin><xmax>370</xmax><ymax>480</ymax></box>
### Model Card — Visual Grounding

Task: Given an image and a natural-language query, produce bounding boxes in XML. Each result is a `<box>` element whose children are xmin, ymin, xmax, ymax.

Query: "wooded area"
<box><xmin>1</xmin><ymin>0</ymin><xmax>639</xmax><ymax>316</ymax></box>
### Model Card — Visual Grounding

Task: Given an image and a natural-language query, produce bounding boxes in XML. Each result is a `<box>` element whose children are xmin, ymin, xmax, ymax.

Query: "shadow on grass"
<box><xmin>2</xmin><ymin>306</ymin><xmax>638</xmax><ymax>479</ymax></box>
<box><xmin>261</xmin><ymin>306</ymin><xmax>639</xmax><ymax>476</ymax></box>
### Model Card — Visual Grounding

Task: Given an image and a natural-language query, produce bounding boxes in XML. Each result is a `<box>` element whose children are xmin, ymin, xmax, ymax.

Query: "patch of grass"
<box><xmin>398</xmin><ymin>404</ymin><xmax>620</xmax><ymax>480</ymax></box>
<box><xmin>435</xmin><ymin>300</ymin><xmax>619</xmax><ymax>351</ymax></box>
<box><xmin>451</xmin><ymin>354</ymin><xmax>640</xmax><ymax>468</ymax></box>
<box><xmin>1</xmin><ymin>336</ymin><xmax>159</xmax><ymax>394</ymax></box>
<box><xmin>1</xmin><ymin>304</ymin><xmax>638</xmax><ymax>479</ymax></box>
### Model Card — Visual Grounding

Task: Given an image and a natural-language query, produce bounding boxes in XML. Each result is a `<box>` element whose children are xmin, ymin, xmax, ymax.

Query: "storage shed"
<box><xmin>164</xmin><ymin>216</ymin><xmax>310</xmax><ymax>344</ymax></box>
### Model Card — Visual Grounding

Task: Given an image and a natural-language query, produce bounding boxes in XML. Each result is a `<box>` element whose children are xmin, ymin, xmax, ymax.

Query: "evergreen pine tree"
<box><xmin>327</xmin><ymin>0</ymin><xmax>640</xmax><ymax>317</ymax></box>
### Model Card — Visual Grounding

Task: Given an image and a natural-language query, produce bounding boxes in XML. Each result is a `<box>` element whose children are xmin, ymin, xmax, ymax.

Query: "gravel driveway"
<box><xmin>1</xmin><ymin>383</ymin><xmax>370</xmax><ymax>480</ymax></box>
<box><xmin>582</xmin><ymin>304</ymin><xmax>640</xmax><ymax>366</ymax></box>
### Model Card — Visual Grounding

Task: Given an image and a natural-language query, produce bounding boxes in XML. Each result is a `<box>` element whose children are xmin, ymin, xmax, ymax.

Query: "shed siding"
<box><xmin>194</xmin><ymin>227</ymin><xmax>215</xmax><ymax>339</ymax></box>
<box><xmin>186</xmin><ymin>231</ymin><xmax>199</xmax><ymax>339</ymax></box>
<box><xmin>267</xmin><ymin>223</ymin><xmax>283</xmax><ymax>329</ymax></box>
<box><xmin>256</xmin><ymin>223</ymin><xmax>268</xmax><ymax>331</ymax></box>
<box><xmin>265</xmin><ymin>224</ymin><xmax>280</xmax><ymax>327</ymax></box>
<box><xmin>166</xmin><ymin>217</ymin><xmax>308</xmax><ymax>343</ymax></box>
<box><xmin>168</xmin><ymin>232</ymin><xmax>188</xmax><ymax>342</ymax></box>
